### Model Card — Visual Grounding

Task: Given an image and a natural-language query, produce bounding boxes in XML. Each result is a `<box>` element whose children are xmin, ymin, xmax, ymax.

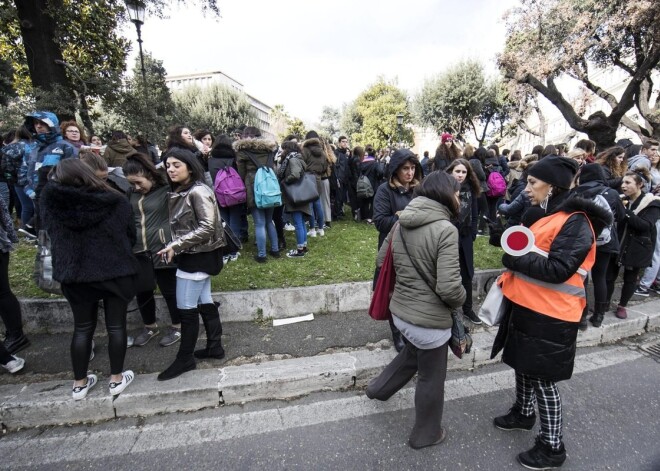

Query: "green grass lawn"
<box><xmin>10</xmin><ymin>215</ymin><xmax>503</xmax><ymax>299</ymax></box>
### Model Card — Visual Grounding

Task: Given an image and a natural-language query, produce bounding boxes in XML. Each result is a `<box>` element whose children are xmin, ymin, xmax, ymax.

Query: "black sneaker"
<box><xmin>633</xmin><ymin>286</ymin><xmax>650</xmax><ymax>297</ymax></box>
<box><xmin>4</xmin><ymin>334</ymin><xmax>30</xmax><ymax>354</ymax></box>
<box><xmin>254</xmin><ymin>255</ymin><xmax>267</xmax><ymax>263</ymax></box>
<box><xmin>18</xmin><ymin>225</ymin><xmax>37</xmax><ymax>240</ymax></box>
<box><xmin>287</xmin><ymin>249</ymin><xmax>306</xmax><ymax>258</ymax></box>
<box><xmin>494</xmin><ymin>406</ymin><xmax>536</xmax><ymax>431</ymax></box>
<box><xmin>464</xmin><ymin>310</ymin><xmax>482</xmax><ymax>325</ymax></box>
<box><xmin>269</xmin><ymin>250</ymin><xmax>281</xmax><ymax>258</ymax></box>
<box><xmin>518</xmin><ymin>438</ymin><xmax>566</xmax><ymax>470</ymax></box>
<box><xmin>650</xmin><ymin>283</ymin><xmax>660</xmax><ymax>295</ymax></box>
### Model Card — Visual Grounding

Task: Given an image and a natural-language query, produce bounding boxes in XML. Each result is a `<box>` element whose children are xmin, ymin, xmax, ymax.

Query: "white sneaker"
<box><xmin>72</xmin><ymin>374</ymin><xmax>98</xmax><ymax>400</ymax></box>
<box><xmin>127</xmin><ymin>336</ymin><xmax>134</xmax><ymax>348</ymax></box>
<box><xmin>307</xmin><ymin>229</ymin><xmax>317</xmax><ymax>237</ymax></box>
<box><xmin>284</xmin><ymin>223</ymin><xmax>295</xmax><ymax>231</ymax></box>
<box><xmin>317</xmin><ymin>229</ymin><xmax>325</xmax><ymax>237</ymax></box>
<box><xmin>229</xmin><ymin>252</ymin><xmax>241</xmax><ymax>262</ymax></box>
<box><xmin>222</xmin><ymin>255</ymin><xmax>230</xmax><ymax>264</ymax></box>
<box><xmin>109</xmin><ymin>370</ymin><xmax>135</xmax><ymax>396</ymax></box>
<box><xmin>2</xmin><ymin>355</ymin><xmax>25</xmax><ymax>373</ymax></box>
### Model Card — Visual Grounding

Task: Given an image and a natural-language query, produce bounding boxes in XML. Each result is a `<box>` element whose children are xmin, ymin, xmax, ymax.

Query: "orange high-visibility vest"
<box><xmin>500</xmin><ymin>211</ymin><xmax>596</xmax><ymax>322</ymax></box>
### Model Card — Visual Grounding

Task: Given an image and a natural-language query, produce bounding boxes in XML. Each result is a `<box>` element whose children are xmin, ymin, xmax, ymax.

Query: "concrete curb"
<box><xmin>2</xmin><ymin>298</ymin><xmax>657</xmax><ymax>430</ymax></box>
<box><xmin>19</xmin><ymin>269</ymin><xmax>505</xmax><ymax>333</ymax></box>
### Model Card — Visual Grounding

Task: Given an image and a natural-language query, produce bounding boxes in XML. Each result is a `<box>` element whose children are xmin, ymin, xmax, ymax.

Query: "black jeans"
<box><xmin>459</xmin><ymin>246</ymin><xmax>473</xmax><ymax>315</ymax></box>
<box><xmin>590</xmin><ymin>250</ymin><xmax>610</xmax><ymax>305</ymax></box>
<box><xmin>358</xmin><ymin>197</ymin><xmax>373</xmax><ymax>220</ymax></box>
<box><xmin>136</xmin><ymin>268</ymin><xmax>180</xmax><ymax>326</ymax></box>
<box><xmin>63</xmin><ymin>285</ymin><xmax>129</xmax><ymax>380</ymax></box>
<box><xmin>0</xmin><ymin>251</ymin><xmax>24</xmax><ymax>338</ymax></box>
<box><xmin>605</xmin><ymin>255</ymin><xmax>640</xmax><ymax>307</ymax></box>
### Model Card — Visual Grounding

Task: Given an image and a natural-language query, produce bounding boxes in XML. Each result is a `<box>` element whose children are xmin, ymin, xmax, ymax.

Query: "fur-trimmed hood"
<box><xmin>301</xmin><ymin>138</ymin><xmax>325</xmax><ymax>158</ymax></box>
<box><xmin>233</xmin><ymin>138</ymin><xmax>278</xmax><ymax>153</ymax></box>
<box><xmin>556</xmin><ymin>194</ymin><xmax>613</xmax><ymax>238</ymax></box>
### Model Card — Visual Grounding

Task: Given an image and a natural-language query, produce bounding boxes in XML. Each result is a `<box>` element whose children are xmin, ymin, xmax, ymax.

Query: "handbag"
<box><xmin>133</xmin><ymin>251</ymin><xmax>157</xmax><ymax>294</ymax></box>
<box><xmin>282</xmin><ymin>172</ymin><xmax>319</xmax><ymax>205</ymax></box>
<box><xmin>368</xmin><ymin>233</ymin><xmax>396</xmax><ymax>321</ymax></box>
<box><xmin>398</xmin><ymin>226</ymin><xmax>472</xmax><ymax>359</ymax></box>
<box><xmin>221</xmin><ymin>218</ymin><xmax>242</xmax><ymax>255</ymax></box>
<box><xmin>478</xmin><ymin>275</ymin><xmax>509</xmax><ymax>326</ymax></box>
<box><xmin>34</xmin><ymin>230</ymin><xmax>62</xmax><ymax>295</ymax></box>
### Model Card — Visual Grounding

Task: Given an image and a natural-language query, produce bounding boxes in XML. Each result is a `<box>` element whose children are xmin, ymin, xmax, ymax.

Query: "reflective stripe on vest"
<box><xmin>500</xmin><ymin>211</ymin><xmax>596</xmax><ymax>322</ymax></box>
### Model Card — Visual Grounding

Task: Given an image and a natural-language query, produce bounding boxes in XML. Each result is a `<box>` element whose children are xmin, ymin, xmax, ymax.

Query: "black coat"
<box><xmin>40</xmin><ymin>183</ymin><xmax>137</xmax><ymax>284</ymax></box>
<box><xmin>359</xmin><ymin>159</ymin><xmax>383</xmax><ymax>196</ymax></box>
<box><xmin>491</xmin><ymin>195</ymin><xmax>611</xmax><ymax>382</ymax></box>
<box><xmin>456</xmin><ymin>182</ymin><xmax>478</xmax><ymax>279</ymax></box>
<box><xmin>572</xmin><ymin>180</ymin><xmax>625</xmax><ymax>254</ymax></box>
<box><xmin>617</xmin><ymin>192</ymin><xmax>660</xmax><ymax>268</ymax></box>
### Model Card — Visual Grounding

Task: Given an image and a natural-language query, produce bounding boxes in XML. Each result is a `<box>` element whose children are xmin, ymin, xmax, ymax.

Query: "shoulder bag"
<box><xmin>368</xmin><ymin>228</ymin><xmax>397</xmax><ymax>321</ymax></box>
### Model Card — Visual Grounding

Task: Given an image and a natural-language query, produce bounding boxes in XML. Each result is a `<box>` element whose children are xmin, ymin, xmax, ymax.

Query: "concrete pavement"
<box><xmin>1</xmin><ymin>288</ymin><xmax>658</xmax><ymax>430</ymax></box>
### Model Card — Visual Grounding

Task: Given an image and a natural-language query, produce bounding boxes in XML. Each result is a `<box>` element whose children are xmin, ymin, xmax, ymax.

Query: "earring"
<box><xmin>540</xmin><ymin>188</ymin><xmax>553</xmax><ymax>211</ymax></box>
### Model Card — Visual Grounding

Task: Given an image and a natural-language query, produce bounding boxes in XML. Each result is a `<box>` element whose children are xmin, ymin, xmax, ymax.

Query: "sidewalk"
<box><xmin>1</xmin><ymin>283</ymin><xmax>658</xmax><ymax>430</ymax></box>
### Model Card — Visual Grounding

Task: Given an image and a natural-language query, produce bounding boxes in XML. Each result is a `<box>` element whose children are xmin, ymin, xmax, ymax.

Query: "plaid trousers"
<box><xmin>515</xmin><ymin>371</ymin><xmax>563</xmax><ymax>450</ymax></box>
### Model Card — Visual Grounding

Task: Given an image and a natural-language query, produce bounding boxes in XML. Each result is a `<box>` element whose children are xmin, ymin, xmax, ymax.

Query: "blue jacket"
<box><xmin>24</xmin><ymin>111</ymin><xmax>75</xmax><ymax>198</ymax></box>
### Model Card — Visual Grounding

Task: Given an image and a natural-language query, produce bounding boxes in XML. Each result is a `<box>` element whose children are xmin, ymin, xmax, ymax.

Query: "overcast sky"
<box><xmin>123</xmin><ymin>0</ymin><xmax>519</xmax><ymax>123</ymax></box>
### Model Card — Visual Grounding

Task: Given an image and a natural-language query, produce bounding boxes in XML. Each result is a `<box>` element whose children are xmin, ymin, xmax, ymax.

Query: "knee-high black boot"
<box><xmin>194</xmin><ymin>302</ymin><xmax>225</xmax><ymax>359</ymax></box>
<box><xmin>158</xmin><ymin>308</ymin><xmax>198</xmax><ymax>381</ymax></box>
<box><xmin>389</xmin><ymin>317</ymin><xmax>404</xmax><ymax>352</ymax></box>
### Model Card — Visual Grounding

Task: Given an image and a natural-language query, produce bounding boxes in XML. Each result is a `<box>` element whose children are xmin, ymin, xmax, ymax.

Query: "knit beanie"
<box><xmin>528</xmin><ymin>155</ymin><xmax>578</xmax><ymax>189</ymax></box>
<box><xmin>441</xmin><ymin>132</ymin><xmax>453</xmax><ymax>143</ymax></box>
<box><xmin>578</xmin><ymin>163</ymin><xmax>605</xmax><ymax>184</ymax></box>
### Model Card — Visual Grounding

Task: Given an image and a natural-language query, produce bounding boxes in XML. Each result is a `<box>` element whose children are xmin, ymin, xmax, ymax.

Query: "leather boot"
<box><xmin>589</xmin><ymin>302</ymin><xmax>607</xmax><ymax>327</ymax></box>
<box><xmin>194</xmin><ymin>302</ymin><xmax>225</xmax><ymax>359</ymax></box>
<box><xmin>389</xmin><ymin>317</ymin><xmax>405</xmax><ymax>353</ymax></box>
<box><xmin>158</xmin><ymin>308</ymin><xmax>198</xmax><ymax>381</ymax></box>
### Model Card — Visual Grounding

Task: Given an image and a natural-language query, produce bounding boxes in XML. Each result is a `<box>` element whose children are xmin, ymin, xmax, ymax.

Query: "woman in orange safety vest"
<box><xmin>490</xmin><ymin>156</ymin><xmax>611</xmax><ymax>470</ymax></box>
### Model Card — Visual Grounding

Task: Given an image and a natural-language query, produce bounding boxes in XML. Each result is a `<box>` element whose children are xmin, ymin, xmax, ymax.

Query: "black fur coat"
<box><xmin>40</xmin><ymin>182</ymin><xmax>137</xmax><ymax>284</ymax></box>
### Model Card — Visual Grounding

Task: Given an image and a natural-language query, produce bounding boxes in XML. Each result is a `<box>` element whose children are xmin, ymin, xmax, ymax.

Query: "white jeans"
<box><xmin>640</xmin><ymin>220</ymin><xmax>660</xmax><ymax>289</ymax></box>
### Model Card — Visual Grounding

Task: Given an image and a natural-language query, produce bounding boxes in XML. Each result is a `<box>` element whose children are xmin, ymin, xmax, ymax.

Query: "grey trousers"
<box><xmin>366</xmin><ymin>340</ymin><xmax>449</xmax><ymax>448</ymax></box>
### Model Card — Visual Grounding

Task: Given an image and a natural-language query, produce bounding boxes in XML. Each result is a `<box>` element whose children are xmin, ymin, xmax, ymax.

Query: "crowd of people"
<box><xmin>1</xmin><ymin>109</ymin><xmax>659</xmax><ymax>469</ymax></box>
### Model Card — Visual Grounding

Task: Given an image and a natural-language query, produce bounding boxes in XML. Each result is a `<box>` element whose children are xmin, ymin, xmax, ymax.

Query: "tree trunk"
<box><xmin>14</xmin><ymin>0</ymin><xmax>75</xmax><ymax>116</ymax></box>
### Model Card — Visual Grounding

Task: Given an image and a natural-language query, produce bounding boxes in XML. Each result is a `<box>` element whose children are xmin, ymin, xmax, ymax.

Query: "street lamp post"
<box><xmin>396</xmin><ymin>113</ymin><xmax>404</xmax><ymax>148</ymax></box>
<box><xmin>125</xmin><ymin>0</ymin><xmax>147</xmax><ymax>87</ymax></box>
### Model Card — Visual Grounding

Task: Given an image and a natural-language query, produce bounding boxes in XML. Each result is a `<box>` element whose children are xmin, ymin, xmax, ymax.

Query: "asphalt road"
<box><xmin>3</xmin><ymin>341</ymin><xmax>659</xmax><ymax>471</ymax></box>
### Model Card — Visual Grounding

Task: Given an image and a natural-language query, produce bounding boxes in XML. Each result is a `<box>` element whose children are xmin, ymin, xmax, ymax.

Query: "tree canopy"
<box><xmin>500</xmin><ymin>0</ymin><xmax>660</xmax><ymax>149</ymax></box>
<box><xmin>341</xmin><ymin>78</ymin><xmax>413</xmax><ymax>149</ymax></box>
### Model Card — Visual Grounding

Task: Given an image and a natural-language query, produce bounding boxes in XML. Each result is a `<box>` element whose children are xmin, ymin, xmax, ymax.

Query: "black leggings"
<box><xmin>358</xmin><ymin>197</ymin><xmax>374</xmax><ymax>220</ymax></box>
<box><xmin>64</xmin><ymin>287</ymin><xmax>129</xmax><ymax>380</ymax></box>
<box><xmin>459</xmin><ymin>246</ymin><xmax>473</xmax><ymax>315</ymax></box>
<box><xmin>0</xmin><ymin>251</ymin><xmax>23</xmax><ymax>338</ymax></box>
<box><xmin>136</xmin><ymin>268</ymin><xmax>180</xmax><ymax>325</ymax></box>
<box><xmin>590</xmin><ymin>250</ymin><xmax>611</xmax><ymax>305</ymax></box>
<box><xmin>605</xmin><ymin>255</ymin><xmax>640</xmax><ymax>308</ymax></box>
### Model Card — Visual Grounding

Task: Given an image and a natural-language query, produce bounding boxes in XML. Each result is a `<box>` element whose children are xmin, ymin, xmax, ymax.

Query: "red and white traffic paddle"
<box><xmin>500</xmin><ymin>225</ymin><xmax>536</xmax><ymax>256</ymax></box>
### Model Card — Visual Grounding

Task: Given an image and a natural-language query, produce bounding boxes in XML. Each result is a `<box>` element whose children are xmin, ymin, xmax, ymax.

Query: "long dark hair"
<box><xmin>413</xmin><ymin>170</ymin><xmax>460</xmax><ymax>218</ymax></box>
<box><xmin>596</xmin><ymin>146</ymin><xmax>626</xmax><ymax>178</ymax></box>
<box><xmin>123</xmin><ymin>153</ymin><xmax>167</xmax><ymax>188</ymax></box>
<box><xmin>165</xmin><ymin>125</ymin><xmax>196</xmax><ymax>151</ymax></box>
<box><xmin>50</xmin><ymin>159</ymin><xmax>118</xmax><ymax>193</ymax></box>
<box><xmin>446</xmin><ymin>158</ymin><xmax>481</xmax><ymax>196</ymax></box>
<box><xmin>474</xmin><ymin>146</ymin><xmax>488</xmax><ymax>165</ymax></box>
<box><xmin>164</xmin><ymin>148</ymin><xmax>206</xmax><ymax>189</ymax></box>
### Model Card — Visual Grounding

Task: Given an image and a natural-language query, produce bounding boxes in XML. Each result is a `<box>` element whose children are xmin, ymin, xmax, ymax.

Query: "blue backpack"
<box><xmin>246</xmin><ymin>152</ymin><xmax>282</xmax><ymax>208</ymax></box>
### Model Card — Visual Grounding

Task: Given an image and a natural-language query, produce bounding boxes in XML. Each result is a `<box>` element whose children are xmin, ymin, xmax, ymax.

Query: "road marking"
<box><xmin>0</xmin><ymin>346</ymin><xmax>644</xmax><ymax>467</ymax></box>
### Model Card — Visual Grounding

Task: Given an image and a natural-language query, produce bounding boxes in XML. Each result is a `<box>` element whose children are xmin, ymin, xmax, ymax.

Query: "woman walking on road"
<box><xmin>41</xmin><ymin>159</ymin><xmax>137</xmax><ymax>400</ymax></box>
<box><xmin>491</xmin><ymin>156</ymin><xmax>610</xmax><ymax>469</ymax></box>
<box><xmin>366</xmin><ymin>171</ymin><xmax>466</xmax><ymax>450</ymax></box>
<box><xmin>157</xmin><ymin>148</ymin><xmax>227</xmax><ymax>381</ymax></box>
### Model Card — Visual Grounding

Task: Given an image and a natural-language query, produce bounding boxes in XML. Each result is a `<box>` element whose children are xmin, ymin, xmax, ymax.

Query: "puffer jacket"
<box><xmin>617</xmin><ymin>192</ymin><xmax>660</xmax><ymax>268</ymax></box>
<box><xmin>377</xmin><ymin>196</ymin><xmax>466</xmax><ymax>329</ymax></box>
<box><xmin>572</xmin><ymin>180</ymin><xmax>625</xmax><ymax>254</ymax></box>
<box><xmin>24</xmin><ymin>112</ymin><xmax>75</xmax><ymax>198</ymax></box>
<box><xmin>373</xmin><ymin>151</ymin><xmax>422</xmax><ymax>249</ymax></box>
<box><xmin>492</xmin><ymin>196</ymin><xmax>612</xmax><ymax>382</ymax></box>
<box><xmin>235</xmin><ymin>138</ymin><xmax>279</xmax><ymax>209</ymax></box>
<box><xmin>40</xmin><ymin>182</ymin><xmax>137</xmax><ymax>284</ymax></box>
<box><xmin>129</xmin><ymin>184</ymin><xmax>173</xmax><ymax>268</ymax></box>
<box><xmin>166</xmin><ymin>181</ymin><xmax>226</xmax><ymax>255</ymax></box>
<box><xmin>300</xmin><ymin>138</ymin><xmax>329</xmax><ymax>195</ymax></box>
<box><xmin>279</xmin><ymin>152</ymin><xmax>312</xmax><ymax>216</ymax></box>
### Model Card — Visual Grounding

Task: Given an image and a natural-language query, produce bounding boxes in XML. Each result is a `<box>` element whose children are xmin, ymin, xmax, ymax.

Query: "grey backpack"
<box><xmin>356</xmin><ymin>173</ymin><xmax>374</xmax><ymax>199</ymax></box>
<box><xmin>591</xmin><ymin>190</ymin><xmax>614</xmax><ymax>246</ymax></box>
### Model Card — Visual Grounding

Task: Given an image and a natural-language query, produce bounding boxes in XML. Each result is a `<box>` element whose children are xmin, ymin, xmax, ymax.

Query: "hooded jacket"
<box><xmin>492</xmin><ymin>195</ymin><xmax>612</xmax><ymax>382</ymax></box>
<box><xmin>376</xmin><ymin>196</ymin><xmax>466</xmax><ymax>329</ymax></box>
<box><xmin>24</xmin><ymin>112</ymin><xmax>75</xmax><ymax>198</ymax></box>
<box><xmin>300</xmin><ymin>138</ymin><xmax>329</xmax><ymax>194</ymax></box>
<box><xmin>372</xmin><ymin>150</ymin><xmax>422</xmax><ymax>248</ymax></box>
<box><xmin>40</xmin><ymin>182</ymin><xmax>137</xmax><ymax>284</ymax></box>
<box><xmin>104</xmin><ymin>138</ymin><xmax>139</xmax><ymax>168</ymax></box>
<box><xmin>234</xmin><ymin>138</ymin><xmax>279</xmax><ymax>209</ymax></box>
<box><xmin>208</xmin><ymin>141</ymin><xmax>236</xmax><ymax>183</ymax></box>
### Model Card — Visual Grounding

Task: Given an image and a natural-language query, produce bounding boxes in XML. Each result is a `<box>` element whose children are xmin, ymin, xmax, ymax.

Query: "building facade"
<box><xmin>165</xmin><ymin>70</ymin><xmax>274</xmax><ymax>138</ymax></box>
